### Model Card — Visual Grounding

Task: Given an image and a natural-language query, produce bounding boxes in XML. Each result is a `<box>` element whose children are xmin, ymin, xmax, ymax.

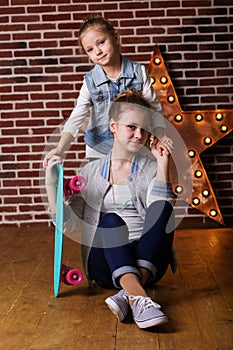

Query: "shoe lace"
<box><xmin>129</xmin><ymin>296</ymin><xmax>161</xmax><ymax>311</ymax></box>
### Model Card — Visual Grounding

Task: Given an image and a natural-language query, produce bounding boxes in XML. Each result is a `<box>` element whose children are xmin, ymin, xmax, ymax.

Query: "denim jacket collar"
<box><xmin>92</xmin><ymin>55</ymin><xmax>137</xmax><ymax>87</ymax></box>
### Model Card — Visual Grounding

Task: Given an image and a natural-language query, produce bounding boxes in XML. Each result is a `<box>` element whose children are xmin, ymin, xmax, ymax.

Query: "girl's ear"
<box><xmin>109</xmin><ymin>119</ymin><xmax>117</xmax><ymax>133</ymax></box>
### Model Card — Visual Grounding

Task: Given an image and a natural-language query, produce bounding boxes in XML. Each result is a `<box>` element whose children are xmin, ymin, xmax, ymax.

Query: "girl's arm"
<box><xmin>62</xmin><ymin>80</ymin><xmax>91</xmax><ymax>138</ymax></box>
<box><xmin>43</xmin><ymin>81</ymin><xmax>91</xmax><ymax>169</ymax></box>
<box><xmin>141</xmin><ymin>65</ymin><xmax>163</xmax><ymax>114</ymax></box>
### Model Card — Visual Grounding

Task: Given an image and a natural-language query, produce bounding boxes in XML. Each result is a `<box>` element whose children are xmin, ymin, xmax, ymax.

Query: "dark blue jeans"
<box><xmin>88</xmin><ymin>200</ymin><xmax>175</xmax><ymax>289</ymax></box>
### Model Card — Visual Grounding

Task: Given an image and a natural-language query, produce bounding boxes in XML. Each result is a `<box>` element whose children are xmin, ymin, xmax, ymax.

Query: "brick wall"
<box><xmin>0</xmin><ymin>0</ymin><xmax>232</xmax><ymax>227</ymax></box>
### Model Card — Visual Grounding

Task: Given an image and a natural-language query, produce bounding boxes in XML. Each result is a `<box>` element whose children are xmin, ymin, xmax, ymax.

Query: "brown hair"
<box><xmin>109</xmin><ymin>89</ymin><xmax>153</xmax><ymax>122</ymax></box>
<box><xmin>78</xmin><ymin>14</ymin><xmax>117</xmax><ymax>53</ymax></box>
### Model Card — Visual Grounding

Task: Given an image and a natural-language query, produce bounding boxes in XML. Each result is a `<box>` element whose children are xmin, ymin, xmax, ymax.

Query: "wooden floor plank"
<box><xmin>194</xmin><ymin>228</ymin><xmax>233</xmax><ymax>311</ymax></box>
<box><xmin>0</xmin><ymin>226</ymin><xmax>232</xmax><ymax>349</ymax></box>
<box><xmin>174</xmin><ymin>229</ymin><xmax>233</xmax><ymax>349</ymax></box>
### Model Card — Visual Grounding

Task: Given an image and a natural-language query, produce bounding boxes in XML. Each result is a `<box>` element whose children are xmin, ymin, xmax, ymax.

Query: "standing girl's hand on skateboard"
<box><xmin>43</xmin><ymin>148</ymin><xmax>64</xmax><ymax>170</ymax></box>
<box><xmin>45</xmin><ymin>155</ymin><xmax>62</xmax><ymax>185</ymax></box>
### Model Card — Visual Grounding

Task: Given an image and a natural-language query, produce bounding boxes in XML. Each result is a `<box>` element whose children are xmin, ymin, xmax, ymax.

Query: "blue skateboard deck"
<box><xmin>54</xmin><ymin>163</ymin><xmax>64</xmax><ymax>297</ymax></box>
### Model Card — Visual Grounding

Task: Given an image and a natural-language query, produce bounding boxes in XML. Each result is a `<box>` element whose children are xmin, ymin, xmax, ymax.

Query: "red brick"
<box><xmin>120</xmin><ymin>1</ymin><xmax>149</xmax><ymax>9</ymax></box>
<box><xmin>0</xmin><ymin>33</ymin><xmax>11</xmax><ymax>40</ymax></box>
<box><xmin>0</xmin><ymin>137</ymin><xmax>14</xmax><ymax>144</ymax></box>
<box><xmin>0</xmin><ymin>24</ymin><xmax>25</xmax><ymax>32</ymax></box>
<box><xmin>0</xmin><ymin>171</ymin><xmax>15</xmax><ymax>178</ymax></box>
<box><xmin>4</xmin><ymin>214</ymin><xmax>33</xmax><ymax>221</ymax></box>
<box><xmin>2</xmin><ymin>145</ymin><xmax>30</xmax><ymax>153</ymax></box>
<box><xmin>20</xmin><ymin>205</ymin><xmax>45</xmax><ymax>212</ymax></box>
<box><xmin>0</xmin><ymin>189</ymin><xmax>17</xmax><ymax>196</ymax></box>
<box><xmin>0</xmin><ymin>102</ymin><xmax>13</xmax><ymax>110</ymax></box>
<box><xmin>0</xmin><ymin>68</ymin><xmax>12</xmax><ymax>75</ymax></box>
<box><xmin>12</xmin><ymin>0</ymin><xmax>39</xmax><ymax>4</ymax></box>
<box><xmin>0</xmin><ymin>7</ymin><xmax>25</xmax><ymax>15</ymax></box>
<box><xmin>28</xmin><ymin>23</ymin><xmax>56</xmax><ymax>31</ymax></box>
<box><xmin>11</xmin><ymin>15</ymin><xmax>40</xmax><ymax>23</ymax></box>
<box><xmin>31</xmin><ymin>92</ymin><xmax>59</xmax><ymax>100</ymax></box>
<box><xmin>58</xmin><ymin>4</ymin><xmax>86</xmax><ymax>12</ymax></box>
<box><xmin>151</xmin><ymin>1</ymin><xmax>180</xmax><ymax>8</ymax></box>
<box><xmin>0</xmin><ymin>207</ymin><xmax>17</xmax><ymax>213</ymax></box>
<box><xmin>0</xmin><ymin>120</ymin><xmax>13</xmax><ymax>128</ymax></box>
<box><xmin>120</xmin><ymin>19</ymin><xmax>150</xmax><ymax>27</ymax></box>
<box><xmin>4</xmin><ymin>197</ymin><xmax>32</xmax><ymax>205</ymax></box>
<box><xmin>15</xmin><ymin>102</ymin><xmax>44</xmax><ymax>110</ymax></box>
<box><xmin>14</xmin><ymin>50</ymin><xmax>43</xmax><ymax>58</ymax></box>
<box><xmin>2</xmin><ymin>128</ymin><xmax>28</xmax><ymax>136</ymax></box>
<box><xmin>44</xmin><ymin>31</ymin><xmax>72</xmax><ymax>39</ymax></box>
<box><xmin>182</xmin><ymin>0</ymin><xmax>212</xmax><ymax>6</ymax></box>
<box><xmin>0</xmin><ymin>86</ymin><xmax>11</xmax><ymax>93</ymax></box>
<box><xmin>27</xmin><ymin>5</ymin><xmax>56</xmax><ymax>13</ymax></box>
<box><xmin>14</xmin><ymin>85</ymin><xmax>42</xmax><ymax>92</ymax></box>
<box><xmin>1</xmin><ymin>94</ymin><xmax>28</xmax><ymax>101</ymax></box>
<box><xmin>20</xmin><ymin>188</ymin><xmax>41</xmax><ymax>195</ymax></box>
<box><xmin>89</xmin><ymin>3</ymin><xmax>117</xmax><ymax>11</ymax></box>
<box><xmin>29</xmin><ymin>41</ymin><xmax>58</xmax><ymax>49</ymax></box>
<box><xmin>42</xmin><ymin>14</ymin><xmax>71</xmax><ymax>22</ymax></box>
<box><xmin>42</xmin><ymin>0</ymin><xmax>70</xmax><ymax>3</ymax></box>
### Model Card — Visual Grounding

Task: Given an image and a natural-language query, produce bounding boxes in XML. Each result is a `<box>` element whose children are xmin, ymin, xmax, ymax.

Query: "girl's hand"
<box><xmin>150</xmin><ymin>137</ymin><xmax>172</xmax><ymax>182</ymax></box>
<box><xmin>43</xmin><ymin>148</ymin><xmax>63</xmax><ymax>170</ymax></box>
<box><xmin>45</xmin><ymin>155</ymin><xmax>62</xmax><ymax>186</ymax></box>
<box><xmin>151</xmin><ymin>135</ymin><xmax>173</xmax><ymax>157</ymax></box>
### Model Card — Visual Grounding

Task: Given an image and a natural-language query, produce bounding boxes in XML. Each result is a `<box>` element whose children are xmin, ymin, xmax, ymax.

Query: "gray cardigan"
<box><xmin>62</xmin><ymin>153</ymin><xmax>176</xmax><ymax>284</ymax></box>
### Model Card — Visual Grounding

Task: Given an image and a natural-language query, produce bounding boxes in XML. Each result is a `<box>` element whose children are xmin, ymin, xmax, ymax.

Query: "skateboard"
<box><xmin>54</xmin><ymin>163</ymin><xmax>86</xmax><ymax>297</ymax></box>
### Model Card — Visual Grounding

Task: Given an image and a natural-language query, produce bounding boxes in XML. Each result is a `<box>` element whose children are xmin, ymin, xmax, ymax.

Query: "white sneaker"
<box><xmin>105</xmin><ymin>289</ymin><xmax>129</xmax><ymax>321</ymax></box>
<box><xmin>130</xmin><ymin>295</ymin><xmax>168</xmax><ymax>329</ymax></box>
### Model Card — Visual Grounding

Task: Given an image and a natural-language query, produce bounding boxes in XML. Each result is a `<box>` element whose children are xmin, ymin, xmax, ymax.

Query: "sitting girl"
<box><xmin>45</xmin><ymin>90</ymin><xmax>176</xmax><ymax>329</ymax></box>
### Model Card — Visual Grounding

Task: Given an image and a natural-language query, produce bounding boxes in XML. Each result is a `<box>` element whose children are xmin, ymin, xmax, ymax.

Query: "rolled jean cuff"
<box><xmin>137</xmin><ymin>259</ymin><xmax>157</xmax><ymax>279</ymax></box>
<box><xmin>112</xmin><ymin>266</ymin><xmax>141</xmax><ymax>288</ymax></box>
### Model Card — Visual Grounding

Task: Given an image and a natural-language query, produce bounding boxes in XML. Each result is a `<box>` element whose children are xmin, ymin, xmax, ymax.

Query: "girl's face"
<box><xmin>110</xmin><ymin>108</ymin><xmax>151</xmax><ymax>153</ymax></box>
<box><xmin>80</xmin><ymin>26</ymin><xmax>120</xmax><ymax>66</ymax></box>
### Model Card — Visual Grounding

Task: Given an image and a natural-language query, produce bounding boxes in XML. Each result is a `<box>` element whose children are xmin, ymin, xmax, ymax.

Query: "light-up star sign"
<box><xmin>148</xmin><ymin>45</ymin><xmax>233</xmax><ymax>225</ymax></box>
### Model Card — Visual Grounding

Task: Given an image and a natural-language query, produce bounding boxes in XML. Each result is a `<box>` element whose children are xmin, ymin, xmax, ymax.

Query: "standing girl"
<box><xmin>43</xmin><ymin>14</ymin><xmax>166</xmax><ymax>166</ymax></box>
<box><xmin>45</xmin><ymin>90</ymin><xmax>176</xmax><ymax>329</ymax></box>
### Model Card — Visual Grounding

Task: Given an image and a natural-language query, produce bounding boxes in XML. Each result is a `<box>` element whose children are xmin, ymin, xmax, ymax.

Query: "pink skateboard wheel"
<box><xmin>66</xmin><ymin>269</ymin><xmax>83</xmax><ymax>285</ymax></box>
<box><xmin>69</xmin><ymin>176</ymin><xmax>86</xmax><ymax>192</ymax></box>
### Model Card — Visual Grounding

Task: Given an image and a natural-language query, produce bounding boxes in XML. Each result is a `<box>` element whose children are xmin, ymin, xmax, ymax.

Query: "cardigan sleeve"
<box><xmin>146</xmin><ymin>178</ymin><xmax>176</xmax><ymax>207</ymax></box>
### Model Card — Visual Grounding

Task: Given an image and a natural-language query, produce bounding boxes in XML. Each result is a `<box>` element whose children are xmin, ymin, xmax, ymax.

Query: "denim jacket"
<box><xmin>84</xmin><ymin>55</ymin><xmax>145</xmax><ymax>154</ymax></box>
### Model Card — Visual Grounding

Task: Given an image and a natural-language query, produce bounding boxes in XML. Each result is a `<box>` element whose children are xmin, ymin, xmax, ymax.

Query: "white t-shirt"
<box><xmin>102</xmin><ymin>184</ymin><xmax>144</xmax><ymax>242</ymax></box>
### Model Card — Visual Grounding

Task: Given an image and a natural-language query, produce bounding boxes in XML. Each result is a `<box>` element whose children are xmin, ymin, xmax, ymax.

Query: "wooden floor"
<box><xmin>0</xmin><ymin>225</ymin><xmax>233</xmax><ymax>350</ymax></box>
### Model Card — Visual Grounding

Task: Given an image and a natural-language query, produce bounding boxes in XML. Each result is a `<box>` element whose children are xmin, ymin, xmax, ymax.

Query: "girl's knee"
<box><xmin>147</xmin><ymin>200</ymin><xmax>173</xmax><ymax>214</ymax></box>
<box><xmin>99</xmin><ymin>212</ymin><xmax>126</xmax><ymax>228</ymax></box>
